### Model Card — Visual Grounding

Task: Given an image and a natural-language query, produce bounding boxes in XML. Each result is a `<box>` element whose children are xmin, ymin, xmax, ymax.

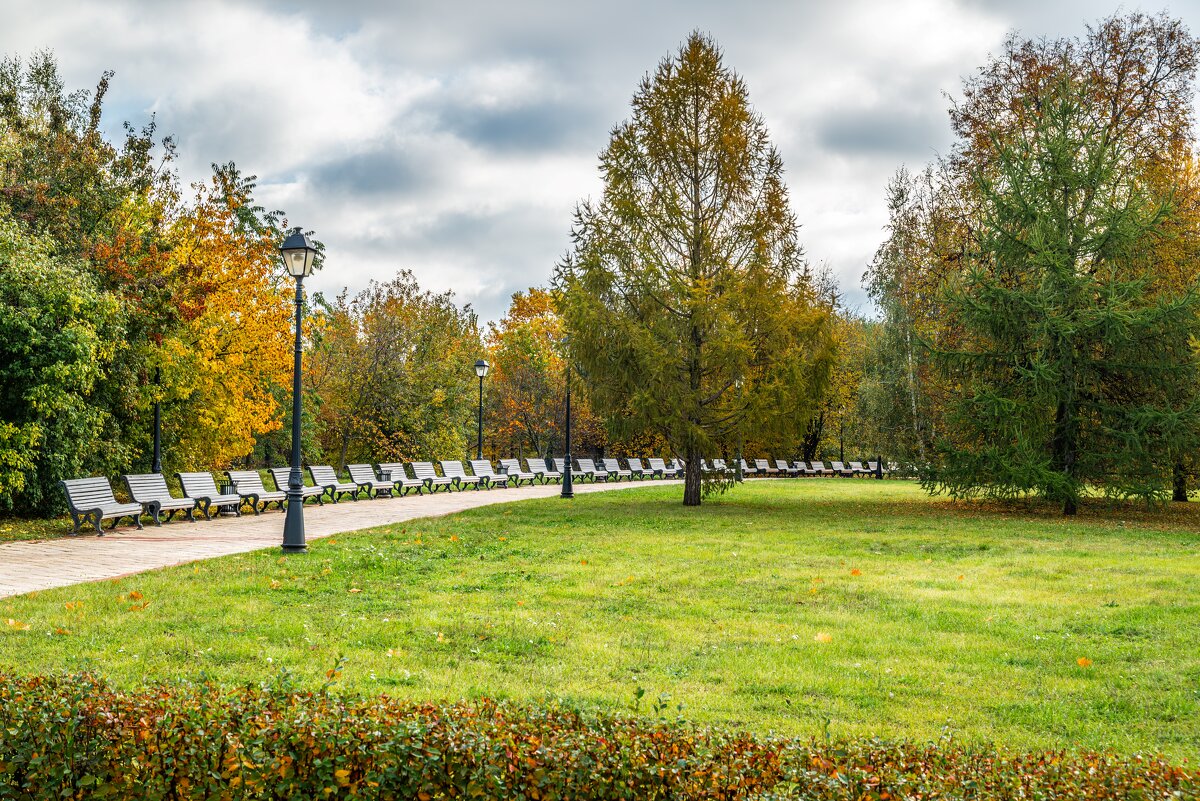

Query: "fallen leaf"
<box><xmin>6</xmin><ymin>619</ymin><xmax>30</xmax><ymax>631</ymax></box>
<box><xmin>516</xmin><ymin>600</ymin><xmax>525</xmax><ymax>606</ymax></box>
<box><xmin>956</xmin><ymin>575</ymin><xmax>965</xmax><ymax>582</ymax></box>
<box><xmin>321</xmin><ymin>567</ymin><xmax>332</xmax><ymax>575</ymax></box>
<box><xmin>269</xmin><ymin>580</ymin><xmax>281</xmax><ymax>589</ymax></box>
<box><xmin>498</xmin><ymin>536</ymin><xmax>507</xmax><ymax>542</ymax></box>
<box><xmin>849</xmin><ymin>569</ymin><xmax>862</xmax><ymax>577</ymax></box>
<box><xmin>1077</xmin><ymin>657</ymin><xmax>1093</xmax><ymax>668</ymax></box>
<box><xmin>449</xmin><ymin>535</ymin><xmax>459</xmax><ymax>542</ymax></box>
<box><xmin>128</xmin><ymin>590</ymin><xmax>144</xmax><ymax>601</ymax></box>
<box><xmin>580</xmin><ymin>559</ymin><xmax>588</xmax><ymax>566</ymax></box>
<box><xmin>53</xmin><ymin>627</ymin><xmax>70</xmax><ymax>636</ymax></box>
<box><xmin>348</xmin><ymin>588</ymin><xmax>362</xmax><ymax>594</ymax></box>
<box><xmin>814</xmin><ymin>632</ymin><xmax>833</xmax><ymax>643</ymax></box>
<box><xmin>436</xmin><ymin>632</ymin><xmax>446</xmax><ymax>643</ymax></box>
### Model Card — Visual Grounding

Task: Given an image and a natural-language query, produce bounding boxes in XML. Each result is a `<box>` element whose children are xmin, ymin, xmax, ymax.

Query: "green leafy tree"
<box><xmin>307</xmin><ymin>272</ymin><xmax>481</xmax><ymax>467</ymax></box>
<box><xmin>926</xmin><ymin>71</ymin><xmax>1200</xmax><ymax>514</ymax></box>
<box><xmin>556</xmin><ymin>32</ymin><xmax>833</xmax><ymax>505</ymax></box>
<box><xmin>0</xmin><ymin>209</ymin><xmax>124</xmax><ymax>513</ymax></box>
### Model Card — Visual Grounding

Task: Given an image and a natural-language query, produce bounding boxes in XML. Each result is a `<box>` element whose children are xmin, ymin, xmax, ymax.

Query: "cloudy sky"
<box><xmin>2</xmin><ymin>0</ymin><xmax>1192</xmax><ymax>321</ymax></box>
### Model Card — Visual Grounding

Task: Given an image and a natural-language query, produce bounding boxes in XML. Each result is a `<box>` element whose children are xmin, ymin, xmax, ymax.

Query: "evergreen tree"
<box><xmin>555</xmin><ymin>32</ymin><xmax>833</xmax><ymax>506</ymax></box>
<box><xmin>926</xmin><ymin>71</ymin><xmax>1200</xmax><ymax>514</ymax></box>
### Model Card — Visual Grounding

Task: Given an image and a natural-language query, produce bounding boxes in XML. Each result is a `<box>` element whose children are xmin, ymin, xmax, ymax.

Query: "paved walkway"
<box><xmin>0</xmin><ymin>480</ymin><xmax>675</xmax><ymax>598</ymax></box>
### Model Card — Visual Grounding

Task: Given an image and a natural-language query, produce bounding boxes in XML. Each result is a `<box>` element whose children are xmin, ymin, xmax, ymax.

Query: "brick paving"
<box><xmin>0</xmin><ymin>480</ymin><xmax>674</xmax><ymax>598</ymax></box>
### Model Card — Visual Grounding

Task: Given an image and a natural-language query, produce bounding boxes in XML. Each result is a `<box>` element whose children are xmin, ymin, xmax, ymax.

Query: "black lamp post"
<box><xmin>151</xmin><ymin>366</ymin><xmax>162</xmax><ymax>474</ymax></box>
<box><xmin>474</xmin><ymin>359</ymin><xmax>489</xmax><ymax>459</ymax></box>
<box><xmin>561</xmin><ymin>360</ymin><xmax>573</xmax><ymax>499</ymax></box>
<box><xmin>734</xmin><ymin>375</ymin><xmax>744</xmax><ymax>483</ymax></box>
<box><xmin>280</xmin><ymin>227</ymin><xmax>318</xmax><ymax>554</ymax></box>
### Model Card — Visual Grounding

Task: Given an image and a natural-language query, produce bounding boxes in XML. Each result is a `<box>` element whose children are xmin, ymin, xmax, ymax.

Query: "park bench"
<box><xmin>470</xmin><ymin>459</ymin><xmax>514</xmax><ymax>488</ymax></box>
<box><xmin>711</xmin><ymin>458</ymin><xmax>730</xmax><ymax>474</ymax></box>
<box><xmin>553</xmin><ymin>458</ymin><xmax>588</xmax><ymax>482</ymax></box>
<box><xmin>268</xmin><ymin>467</ymin><xmax>327</xmax><ymax>504</ymax></box>
<box><xmin>866</xmin><ymin>460</ymin><xmax>886</xmax><ymax>478</ymax></box>
<box><xmin>576</xmin><ymin>457</ymin><xmax>609</xmax><ymax>482</ymax></box>
<box><xmin>377</xmin><ymin>462</ymin><xmax>427</xmax><ymax>495</ymax></box>
<box><xmin>308</xmin><ymin>465</ymin><xmax>361</xmax><ymax>502</ymax></box>
<box><xmin>625</xmin><ymin>457</ymin><xmax>651</xmax><ymax>480</ymax></box>
<box><xmin>225</xmin><ymin>470</ymin><xmax>286</xmax><ymax>515</ymax></box>
<box><xmin>347</xmin><ymin>463</ymin><xmax>393</xmax><ymax>498</ymax></box>
<box><xmin>176</xmin><ymin>472</ymin><xmax>243</xmax><ymax>520</ymax></box>
<box><xmin>498</xmin><ymin>459</ymin><xmax>538</xmax><ymax>486</ymax></box>
<box><xmin>829</xmin><ymin>461</ymin><xmax>855</xmax><ymax>478</ymax></box>
<box><xmin>775</xmin><ymin>459</ymin><xmax>800</xmax><ymax>476</ymax></box>
<box><xmin>602</xmin><ymin>458</ymin><xmax>632</xmax><ymax>481</ymax></box>
<box><xmin>755</xmin><ymin>458</ymin><xmax>780</xmax><ymax>477</ymax></box>
<box><xmin>61</xmin><ymin>477</ymin><xmax>144</xmax><ymax>535</ymax></box>
<box><xmin>410</xmin><ymin>462</ymin><xmax>455</xmax><ymax>492</ymax></box>
<box><xmin>668</xmin><ymin>458</ymin><xmax>686</xmax><ymax>476</ymax></box>
<box><xmin>524</xmin><ymin>457</ymin><xmax>561</xmax><ymax>483</ymax></box>
<box><xmin>848</xmin><ymin>461</ymin><xmax>870</xmax><ymax>477</ymax></box>
<box><xmin>647</xmin><ymin>458</ymin><xmax>677</xmax><ymax>479</ymax></box>
<box><xmin>440</xmin><ymin>460</ymin><xmax>482</xmax><ymax>489</ymax></box>
<box><xmin>123</xmin><ymin>473</ymin><xmax>198</xmax><ymax>525</ymax></box>
<box><xmin>809</xmin><ymin>460</ymin><xmax>829</xmax><ymax>477</ymax></box>
<box><xmin>738</xmin><ymin>459</ymin><xmax>757</xmax><ymax>477</ymax></box>
<box><xmin>792</xmin><ymin>460</ymin><xmax>813</xmax><ymax>476</ymax></box>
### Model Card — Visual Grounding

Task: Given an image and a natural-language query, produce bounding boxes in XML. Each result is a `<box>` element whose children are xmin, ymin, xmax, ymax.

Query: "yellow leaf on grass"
<box><xmin>1077</xmin><ymin>657</ymin><xmax>1093</xmax><ymax>668</ymax></box>
<box><xmin>322</xmin><ymin>567</ymin><xmax>332</xmax><ymax>575</ymax></box>
<box><xmin>53</xmin><ymin>627</ymin><xmax>70</xmax><ymax>636</ymax></box>
<box><xmin>348</xmin><ymin>588</ymin><xmax>362</xmax><ymax>594</ymax></box>
<box><xmin>814</xmin><ymin>632</ymin><xmax>833</xmax><ymax>643</ymax></box>
<box><xmin>436</xmin><ymin>632</ymin><xmax>446</xmax><ymax>643</ymax></box>
<box><xmin>849</xmin><ymin>569</ymin><xmax>862</xmax><ymax>577</ymax></box>
<box><xmin>956</xmin><ymin>575</ymin><xmax>965</xmax><ymax>582</ymax></box>
<box><xmin>268</xmin><ymin>580</ymin><xmax>281</xmax><ymax>589</ymax></box>
<box><xmin>6</xmin><ymin>619</ymin><xmax>30</xmax><ymax>631</ymax></box>
<box><xmin>128</xmin><ymin>591</ymin><xmax>144</xmax><ymax>601</ymax></box>
<box><xmin>449</xmin><ymin>535</ymin><xmax>459</xmax><ymax>542</ymax></box>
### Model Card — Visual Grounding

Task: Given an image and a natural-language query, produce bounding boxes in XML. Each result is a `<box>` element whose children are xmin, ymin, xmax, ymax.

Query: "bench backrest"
<box><xmin>62</xmin><ymin>477</ymin><xmax>121</xmax><ymax>510</ymax></box>
<box><xmin>499</xmin><ymin>459</ymin><xmax>526</xmax><ymax>475</ymax></box>
<box><xmin>347</xmin><ymin>464</ymin><xmax>379</xmax><ymax>484</ymax></box>
<box><xmin>831</xmin><ymin>461</ymin><xmax>846</xmax><ymax>471</ymax></box>
<box><xmin>648</xmin><ymin>458</ymin><xmax>668</xmax><ymax>471</ymax></box>
<box><xmin>269</xmin><ymin>467</ymin><xmax>296</xmax><ymax>491</ymax></box>
<box><xmin>867</xmin><ymin>461</ymin><xmax>879</xmax><ymax>472</ymax></box>
<box><xmin>226</xmin><ymin>470</ymin><xmax>268</xmax><ymax>495</ymax></box>
<box><xmin>577</xmin><ymin>457</ymin><xmax>603</xmax><ymax>473</ymax></box>
<box><xmin>627</xmin><ymin>458</ymin><xmax>645</xmax><ymax>472</ymax></box>
<box><xmin>377</xmin><ymin>462</ymin><xmax>411</xmax><ymax>480</ymax></box>
<box><xmin>469</xmin><ymin>460</ymin><xmax>499</xmax><ymax>477</ymax></box>
<box><xmin>440</xmin><ymin>460</ymin><xmax>469</xmax><ymax>478</ymax></box>
<box><xmin>526</xmin><ymin>458</ymin><xmax>554</xmax><ymax>475</ymax></box>
<box><xmin>123</xmin><ymin>473</ymin><xmax>175</xmax><ymax>502</ymax></box>
<box><xmin>755</xmin><ymin>459</ymin><xmax>771</xmax><ymax>470</ymax></box>
<box><xmin>308</xmin><ymin>465</ymin><xmax>342</xmax><ymax>486</ymax></box>
<box><xmin>602</xmin><ymin>458</ymin><xmax>623</xmax><ymax>472</ymax></box>
<box><xmin>411</xmin><ymin>462</ymin><xmax>440</xmax><ymax>480</ymax></box>
<box><xmin>712</xmin><ymin>459</ymin><xmax>727</xmax><ymax>470</ymax></box>
<box><xmin>177</xmin><ymin>472</ymin><xmax>220</xmax><ymax>497</ymax></box>
<box><xmin>849</xmin><ymin>461</ymin><xmax>864</xmax><ymax>471</ymax></box>
<box><xmin>775</xmin><ymin>460</ymin><xmax>791</xmax><ymax>471</ymax></box>
<box><xmin>810</xmin><ymin>461</ymin><xmax>825</xmax><ymax>471</ymax></box>
<box><xmin>739</xmin><ymin>459</ymin><xmax>754</xmax><ymax>472</ymax></box>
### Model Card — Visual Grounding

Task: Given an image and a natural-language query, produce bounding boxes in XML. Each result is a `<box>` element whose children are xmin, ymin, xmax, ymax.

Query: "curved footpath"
<box><xmin>0</xmin><ymin>479</ymin><xmax>680</xmax><ymax>599</ymax></box>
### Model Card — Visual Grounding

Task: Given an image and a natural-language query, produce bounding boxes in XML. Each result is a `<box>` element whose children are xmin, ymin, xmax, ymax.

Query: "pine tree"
<box><xmin>926</xmin><ymin>71</ymin><xmax>1200</xmax><ymax>514</ymax></box>
<box><xmin>555</xmin><ymin>32</ymin><xmax>833</xmax><ymax>506</ymax></box>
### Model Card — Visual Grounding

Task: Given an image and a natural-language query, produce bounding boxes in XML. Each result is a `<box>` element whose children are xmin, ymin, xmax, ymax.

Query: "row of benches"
<box><xmin>57</xmin><ymin>457</ymin><xmax>684</xmax><ymax>536</ymax></box>
<box><xmin>60</xmin><ymin>455</ymin><xmax>884</xmax><ymax>536</ymax></box>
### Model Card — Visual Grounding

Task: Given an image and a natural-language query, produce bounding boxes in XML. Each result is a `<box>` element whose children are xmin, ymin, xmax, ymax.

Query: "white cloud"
<box><xmin>1</xmin><ymin>0</ymin><xmax>1181</xmax><ymax>320</ymax></box>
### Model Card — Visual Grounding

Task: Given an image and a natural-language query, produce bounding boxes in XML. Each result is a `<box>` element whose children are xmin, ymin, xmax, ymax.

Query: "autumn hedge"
<box><xmin>0</xmin><ymin>674</ymin><xmax>1194</xmax><ymax>800</ymax></box>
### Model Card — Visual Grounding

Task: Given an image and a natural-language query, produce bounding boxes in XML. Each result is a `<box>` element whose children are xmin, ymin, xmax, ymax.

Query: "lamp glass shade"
<box><xmin>280</xmin><ymin>227</ymin><xmax>318</xmax><ymax>278</ymax></box>
<box><xmin>475</xmin><ymin>359</ymin><xmax>490</xmax><ymax>378</ymax></box>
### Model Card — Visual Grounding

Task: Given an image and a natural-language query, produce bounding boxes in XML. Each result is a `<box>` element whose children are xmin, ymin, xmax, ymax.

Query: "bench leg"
<box><xmin>200</xmin><ymin>500</ymin><xmax>214</xmax><ymax>521</ymax></box>
<box><xmin>186</xmin><ymin>507</ymin><xmax>196</xmax><ymax>523</ymax></box>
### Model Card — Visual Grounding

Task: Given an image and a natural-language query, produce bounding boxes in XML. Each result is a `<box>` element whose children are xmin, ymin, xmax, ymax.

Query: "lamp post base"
<box><xmin>282</xmin><ymin>491</ymin><xmax>307</xmax><ymax>553</ymax></box>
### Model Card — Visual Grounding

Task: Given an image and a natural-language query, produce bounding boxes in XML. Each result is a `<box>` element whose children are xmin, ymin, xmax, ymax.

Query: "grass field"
<box><xmin>1</xmin><ymin>480</ymin><xmax>1198</xmax><ymax>759</ymax></box>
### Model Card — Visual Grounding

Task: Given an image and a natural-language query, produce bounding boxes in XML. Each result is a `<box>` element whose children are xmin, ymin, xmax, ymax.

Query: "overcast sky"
<box><xmin>2</xmin><ymin>0</ymin><xmax>1194</xmax><ymax>322</ymax></box>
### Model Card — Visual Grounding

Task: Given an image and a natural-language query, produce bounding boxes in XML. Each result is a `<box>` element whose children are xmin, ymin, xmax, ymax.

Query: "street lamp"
<box><xmin>474</xmin><ymin>359</ymin><xmax>489</xmax><ymax>459</ymax></box>
<box><xmin>561</xmin><ymin>359</ymin><xmax>573</xmax><ymax>499</ymax></box>
<box><xmin>281</xmin><ymin>226</ymin><xmax>318</xmax><ymax>554</ymax></box>
<box><xmin>151</xmin><ymin>366</ymin><xmax>162</xmax><ymax>474</ymax></box>
<box><xmin>734</xmin><ymin>375</ymin><xmax>744</xmax><ymax>483</ymax></box>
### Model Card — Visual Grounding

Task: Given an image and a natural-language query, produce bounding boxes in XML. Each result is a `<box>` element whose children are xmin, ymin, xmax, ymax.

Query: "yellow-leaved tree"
<box><xmin>157</xmin><ymin>176</ymin><xmax>293</xmax><ymax>470</ymax></box>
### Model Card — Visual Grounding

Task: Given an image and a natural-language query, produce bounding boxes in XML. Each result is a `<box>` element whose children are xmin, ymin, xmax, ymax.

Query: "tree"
<box><xmin>484</xmin><ymin>288</ymin><xmax>605</xmax><ymax>460</ymax></box>
<box><xmin>926</xmin><ymin>70</ymin><xmax>1200</xmax><ymax>514</ymax></box>
<box><xmin>306</xmin><ymin>273</ymin><xmax>481</xmax><ymax>467</ymax></box>
<box><xmin>556</xmin><ymin>32</ymin><xmax>833</xmax><ymax>505</ymax></box>
<box><xmin>0</xmin><ymin>209</ymin><xmax>124</xmax><ymax>513</ymax></box>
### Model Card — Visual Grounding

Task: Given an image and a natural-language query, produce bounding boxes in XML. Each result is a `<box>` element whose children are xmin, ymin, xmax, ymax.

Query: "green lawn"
<box><xmin>2</xmin><ymin>480</ymin><xmax>1198</xmax><ymax>759</ymax></box>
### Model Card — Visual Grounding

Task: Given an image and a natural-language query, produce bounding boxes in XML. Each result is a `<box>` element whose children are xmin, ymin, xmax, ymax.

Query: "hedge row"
<box><xmin>0</xmin><ymin>673</ymin><xmax>1194</xmax><ymax>800</ymax></box>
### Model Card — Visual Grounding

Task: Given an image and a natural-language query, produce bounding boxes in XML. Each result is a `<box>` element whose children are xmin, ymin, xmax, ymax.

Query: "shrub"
<box><xmin>0</xmin><ymin>673</ymin><xmax>1193</xmax><ymax>800</ymax></box>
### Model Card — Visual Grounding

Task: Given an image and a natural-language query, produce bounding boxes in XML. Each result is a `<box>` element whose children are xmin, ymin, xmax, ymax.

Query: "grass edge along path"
<box><xmin>1</xmin><ymin>481</ymin><xmax>1198</xmax><ymax>761</ymax></box>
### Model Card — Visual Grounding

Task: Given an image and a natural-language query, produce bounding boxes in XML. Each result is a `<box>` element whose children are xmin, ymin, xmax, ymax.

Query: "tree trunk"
<box><xmin>683</xmin><ymin>448</ymin><xmax>703</xmax><ymax>506</ymax></box>
<box><xmin>1051</xmin><ymin>399</ymin><xmax>1079</xmax><ymax>516</ymax></box>
<box><xmin>1173</xmin><ymin>461</ymin><xmax>1188</xmax><ymax>502</ymax></box>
